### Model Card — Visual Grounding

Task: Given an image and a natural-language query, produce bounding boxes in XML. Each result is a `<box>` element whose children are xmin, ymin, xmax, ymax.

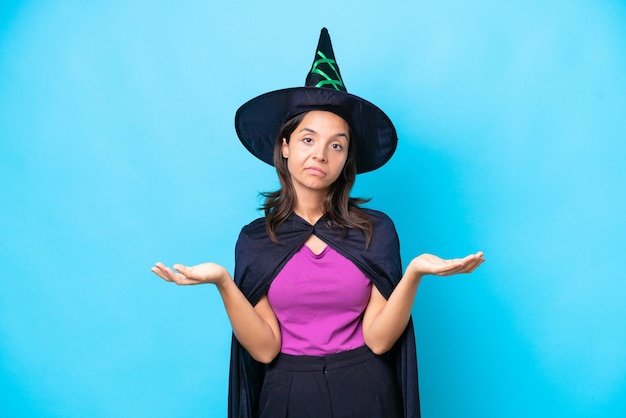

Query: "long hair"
<box><xmin>261</xmin><ymin>111</ymin><xmax>373</xmax><ymax>245</ymax></box>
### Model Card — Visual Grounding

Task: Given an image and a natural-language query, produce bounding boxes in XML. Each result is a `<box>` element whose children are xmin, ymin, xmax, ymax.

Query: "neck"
<box><xmin>293</xmin><ymin>188</ymin><xmax>328</xmax><ymax>225</ymax></box>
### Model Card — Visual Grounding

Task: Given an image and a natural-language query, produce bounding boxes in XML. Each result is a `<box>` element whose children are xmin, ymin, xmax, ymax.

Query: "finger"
<box><xmin>172</xmin><ymin>272</ymin><xmax>206</xmax><ymax>286</ymax></box>
<box><xmin>152</xmin><ymin>263</ymin><xmax>190</xmax><ymax>283</ymax></box>
<box><xmin>151</xmin><ymin>264</ymin><xmax>174</xmax><ymax>282</ymax></box>
<box><xmin>454</xmin><ymin>256</ymin><xmax>485</xmax><ymax>274</ymax></box>
<box><xmin>152</xmin><ymin>262</ymin><xmax>172</xmax><ymax>274</ymax></box>
<box><xmin>173</xmin><ymin>264</ymin><xmax>191</xmax><ymax>277</ymax></box>
<box><xmin>174</xmin><ymin>265</ymin><xmax>203</xmax><ymax>283</ymax></box>
<box><xmin>169</xmin><ymin>265</ymin><xmax>206</xmax><ymax>285</ymax></box>
<box><xmin>171</xmin><ymin>275</ymin><xmax>194</xmax><ymax>285</ymax></box>
<box><xmin>151</xmin><ymin>262</ymin><xmax>164</xmax><ymax>274</ymax></box>
<box><xmin>467</xmin><ymin>253</ymin><xmax>485</xmax><ymax>267</ymax></box>
<box><xmin>465</xmin><ymin>257</ymin><xmax>485</xmax><ymax>273</ymax></box>
<box><xmin>460</xmin><ymin>253</ymin><xmax>480</xmax><ymax>264</ymax></box>
<box><xmin>432</xmin><ymin>260</ymin><xmax>466</xmax><ymax>275</ymax></box>
<box><xmin>150</xmin><ymin>266</ymin><xmax>165</xmax><ymax>277</ymax></box>
<box><xmin>436</xmin><ymin>255</ymin><xmax>481</xmax><ymax>275</ymax></box>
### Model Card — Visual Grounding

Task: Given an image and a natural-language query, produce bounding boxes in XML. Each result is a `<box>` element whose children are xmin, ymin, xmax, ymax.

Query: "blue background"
<box><xmin>1</xmin><ymin>1</ymin><xmax>625</xmax><ymax>417</ymax></box>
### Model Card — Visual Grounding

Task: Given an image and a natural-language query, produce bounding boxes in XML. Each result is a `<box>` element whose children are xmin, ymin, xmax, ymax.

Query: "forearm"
<box><xmin>363</xmin><ymin>271</ymin><xmax>422</xmax><ymax>354</ymax></box>
<box><xmin>216</xmin><ymin>277</ymin><xmax>281</xmax><ymax>363</ymax></box>
<box><xmin>363</xmin><ymin>251</ymin><xmax>485</xmax><ymax>354</ymax></box>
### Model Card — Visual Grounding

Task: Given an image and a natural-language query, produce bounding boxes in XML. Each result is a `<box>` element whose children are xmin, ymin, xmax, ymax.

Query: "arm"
<box><xmin>362</xmin><ymin>252</ymin><xmax>485</xmax><ymax>355</ymax></box>
<box><xmin>151</xmin><ymin>262</ymin><xmax>281</xmax><ymax>364</ymax></box>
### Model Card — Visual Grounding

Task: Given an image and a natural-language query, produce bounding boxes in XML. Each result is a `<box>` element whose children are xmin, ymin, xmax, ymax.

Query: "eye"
<box><xmin>302</xmin><ymin>137</ymin><xmax>313</xmax><ymax>144</ymax></box>
<box><xmin>331</xmin><ymin>143</ymin><xmax>344</xmax><ymax>151</ymax></box>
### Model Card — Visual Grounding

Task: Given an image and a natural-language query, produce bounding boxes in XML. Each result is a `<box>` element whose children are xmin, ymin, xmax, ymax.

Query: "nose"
<box><xmin>312</xmin><ymin>144</ymin><xmax>327</xmax><ymax>162</ymax></box>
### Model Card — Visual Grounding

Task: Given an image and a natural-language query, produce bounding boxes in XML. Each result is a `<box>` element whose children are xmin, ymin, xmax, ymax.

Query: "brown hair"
<box><xmin>261</xmin><ymin>112</ymin><xmax>373</xmax><ymax>245</ymax></box>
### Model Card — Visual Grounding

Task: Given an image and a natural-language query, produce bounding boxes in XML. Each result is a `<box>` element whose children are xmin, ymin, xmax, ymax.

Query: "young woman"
<box><xmin>151</xmin><ymin>29</ymin><xmax>484</xmax><ymax>418</ymax></box>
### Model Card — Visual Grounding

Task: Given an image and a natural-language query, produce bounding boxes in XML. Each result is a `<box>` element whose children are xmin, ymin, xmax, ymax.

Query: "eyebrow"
<box><xmin>298</xmin><ymin>127</ymin><xmax>349</xmax><ymax>140</ymax></box>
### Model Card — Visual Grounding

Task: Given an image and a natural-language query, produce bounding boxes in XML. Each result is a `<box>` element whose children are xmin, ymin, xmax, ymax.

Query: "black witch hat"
<box><xmin>235</xmin><ymin>28</ymin><xmax>397</xmax><ymax>173</ymax></box>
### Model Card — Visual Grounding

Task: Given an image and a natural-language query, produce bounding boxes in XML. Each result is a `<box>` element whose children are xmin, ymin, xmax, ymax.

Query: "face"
<box><xmin>281</xmin><ymin>110</ymin><xmax>350</xmax><ymax>196</ymax></box>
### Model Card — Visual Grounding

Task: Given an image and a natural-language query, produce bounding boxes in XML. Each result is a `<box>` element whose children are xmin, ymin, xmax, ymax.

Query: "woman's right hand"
<box><xmin>150</xmin><ymin>262</ymin><xmax>228</xmax><ymax>286</ymax></box>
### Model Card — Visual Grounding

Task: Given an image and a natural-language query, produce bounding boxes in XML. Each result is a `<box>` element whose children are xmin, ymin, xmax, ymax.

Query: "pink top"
<box><xmin>267</xmin><ymin>244</ymin><xmax>372</xmax><ymax>356</ymax></box>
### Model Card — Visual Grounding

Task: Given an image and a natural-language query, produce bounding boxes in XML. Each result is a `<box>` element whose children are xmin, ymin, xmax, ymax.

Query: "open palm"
<box><xmin>151</xmin><ymin>262</ymin><xmax>228</xmax><ymax>286</ymax></box>
<box><xmin>407</xmin><ymin>252</ymin><xmax>485</xmax><ymax>278</ymax></box>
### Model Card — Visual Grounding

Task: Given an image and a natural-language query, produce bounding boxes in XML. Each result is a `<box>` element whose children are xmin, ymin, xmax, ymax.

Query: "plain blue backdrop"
<box><xmin>1</xmin><ymin>1</ymin><xmax>625</xmax><ymax>417</ymax></box>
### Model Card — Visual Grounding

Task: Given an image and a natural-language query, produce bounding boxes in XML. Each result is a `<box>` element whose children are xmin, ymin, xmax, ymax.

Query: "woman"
<box><xmin>151</xmin><ymin>28</ymin><xmax>484</xmax><ymax>418</ymax></box>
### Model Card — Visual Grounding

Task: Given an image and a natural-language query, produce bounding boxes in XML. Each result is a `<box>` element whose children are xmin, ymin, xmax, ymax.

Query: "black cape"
<box><xmin>227</xmin><ymin>209</ymin><xmax>420</xmax><ymax>417</ymax></box>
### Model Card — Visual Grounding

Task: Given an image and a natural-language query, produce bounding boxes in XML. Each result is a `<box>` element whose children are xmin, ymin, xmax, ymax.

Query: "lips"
<box><xmin>304</xmin><ymin>166</ymin><xmax>326</xmax><ymax>176</ymax></box>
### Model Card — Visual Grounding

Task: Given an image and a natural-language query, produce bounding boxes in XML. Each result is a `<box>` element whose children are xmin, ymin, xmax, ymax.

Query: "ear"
<box><xmin>281</xmin><ymin>138</ymin><xmax>289</xmax><ymax>158</ymax></box>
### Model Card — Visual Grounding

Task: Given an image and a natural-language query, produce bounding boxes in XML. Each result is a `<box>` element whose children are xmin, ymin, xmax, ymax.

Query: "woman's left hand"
<box><xmin>406</xmin><ymin>251</ymin><xmax>485</xmax><ymax>279</ymax></box>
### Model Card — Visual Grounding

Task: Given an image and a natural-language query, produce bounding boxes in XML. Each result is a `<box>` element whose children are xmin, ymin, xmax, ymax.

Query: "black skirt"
<box><xmin>259</xmin><ymin>346</ymin><xmax>403</xmax><ymax>418</ymax></box>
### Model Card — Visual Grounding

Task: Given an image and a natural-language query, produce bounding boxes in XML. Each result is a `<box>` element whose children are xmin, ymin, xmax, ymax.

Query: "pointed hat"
<box><xmin>235</xmin><ymin>28</ymin><xmax>397</xmax><ymax>173</ymax></box>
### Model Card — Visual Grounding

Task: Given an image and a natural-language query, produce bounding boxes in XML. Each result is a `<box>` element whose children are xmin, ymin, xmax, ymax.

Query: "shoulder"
<box><xmin>240</xmin><ymin>216</ymin><xmax>266</xmax><ymax>234</ymax></box>
<box><xmin>360</xmin><ymin>208</ymin><xmax>399</xmax><ymax>247</ymax></box>
<box><xmin>234</xmin><ymin>217</ymin><xmax>271</xmax><ymax>267</ymax></box>
<box><xmin>236</xmin><ymin>216</ymin><xmax>268</xmax><ymax>244</ymax></box>
<box><xmin>361</xmin><ymin>208</ymin><xmax>396</xmax><ymax>228</ymax></box>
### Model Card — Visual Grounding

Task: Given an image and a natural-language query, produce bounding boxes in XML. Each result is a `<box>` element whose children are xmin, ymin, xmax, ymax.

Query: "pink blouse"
<box><xmin>267</xmin><ymin>244</ymin><xmax>372</xmax><ymax>356</ymax></box>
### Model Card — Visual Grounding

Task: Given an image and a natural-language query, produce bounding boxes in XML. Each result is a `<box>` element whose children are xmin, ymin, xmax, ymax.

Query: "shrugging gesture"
<box><xmin>152</xmin><ymin>27</ymin><xmax>486</xmax><ymax>418</ymax></box>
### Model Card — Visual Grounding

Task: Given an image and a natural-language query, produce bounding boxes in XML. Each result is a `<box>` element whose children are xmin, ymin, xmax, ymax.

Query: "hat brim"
<box><xmin>235</xmin><ymin>87</ymin><xmax>397</xmax><ymax>174</ymax></box>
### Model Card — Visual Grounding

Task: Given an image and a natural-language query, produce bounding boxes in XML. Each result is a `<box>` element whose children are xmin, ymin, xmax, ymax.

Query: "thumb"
<box><xmin>173</xmin><ymin>264</ymin><xmax>191</xmax><ymax>276</ymax></box>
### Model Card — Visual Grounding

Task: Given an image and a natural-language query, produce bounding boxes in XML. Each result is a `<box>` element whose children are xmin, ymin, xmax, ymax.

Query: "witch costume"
<box><xmin>229</xmin><ymin>28</ymin><xmax>420</xmax><ymax>417</ymax></box>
